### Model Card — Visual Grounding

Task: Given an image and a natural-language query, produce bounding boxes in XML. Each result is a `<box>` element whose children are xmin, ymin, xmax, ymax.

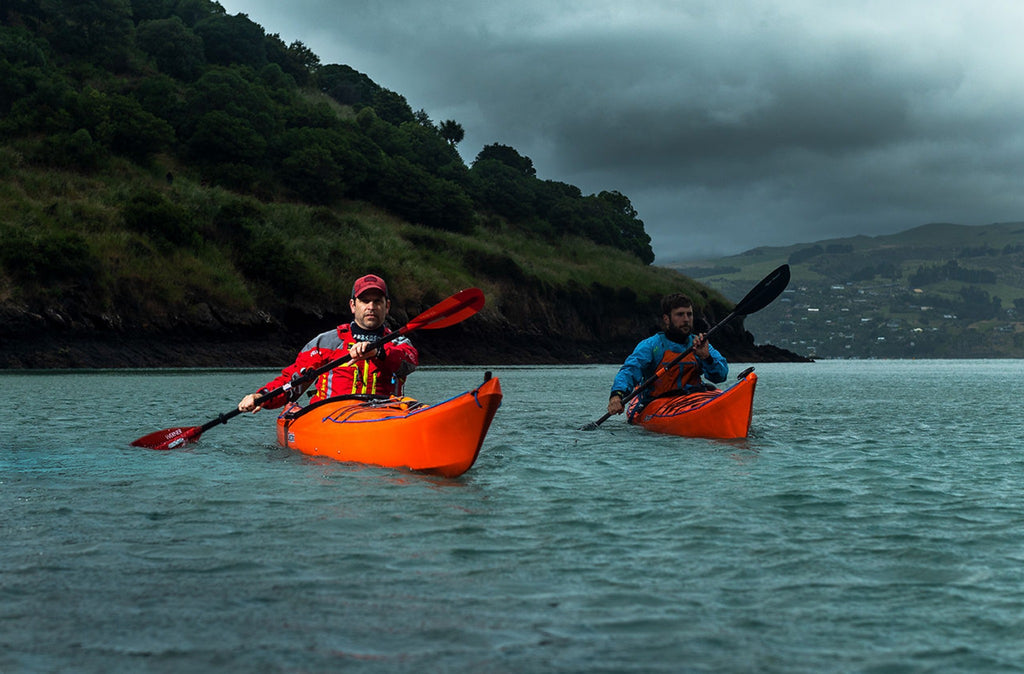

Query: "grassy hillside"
<box><xmin>0</xmin><ymin>0</ymin><xmax>653</xmax><ymax>264</ymax></box>
<box><xmin>673</xmin><ymin>223</ymin><xmax>1024</xmax><ymax>358</ymax></box>
<box><xmin>0</xmin><ymin>152</ymin><xmax>753</xmax><ymax>368</ymax></box>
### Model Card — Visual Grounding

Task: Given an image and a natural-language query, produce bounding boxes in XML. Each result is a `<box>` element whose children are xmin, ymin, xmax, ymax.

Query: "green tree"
<box><xmin>370</xmin><ymin>87</ymin><xmax>414</xmax><ymax>126</ymax></box>
<box><xmin>122</xmin><ymin>188</ymin><xmax>196</xmax><ymax>248</ymax></box>
<box><xmin>184</xmin><ymin>66</ymin><xmax>280</xmax><ymax>140</ymax></box>
<box><xmin>264</xmin><ymin>35</ymin><xmax>317</xmax><ymax>86</ymax></box>
<box><xmin>0</xmin><ymin>227</ymin><xmax>101</xmax><ymax>285</ymax></box>
<box><xmin>280</xmin><ymin>144</ymin><xmax>343</xmax><ymax>203</ymax></box>
<box><xmin>376</xmin><ymin>157</ymin><xmax>474</xmax><ymax>233</ymax></box>
<box><xmin>193</xmin><ymin>11</ymin><xmax>266</xmax><ymax>69</ymax></box>
<box><xmin>286</xmin><ymin>40</ymin><xmax>320</xmax><ymax>73</ymax></box>
<box><xmin>272</xmin><ymin>124</ymin><xmax>379</xmax><ymax>201</ymax></box>
<box><xmin>597</xmin><ymin>190</ymin><xmax>653</xmax><ymax>264</ymax></box>
<box><xmin>236</xmin><ymin>227</ymin><xmax>310</xmax><ymax>298</ymax></box>
<box><xmin>413</xmin><ymin>109</ymin><xmax>433</xmax><ymax>128</ymax></box>
<box><xmin>0</xmin><ymin>25</ymin><xmax>53</xmax><ymax>119</ymax></box>
<box><xmin>132</xmin><ymin>73</ymin><xmax>188</xmax><ymax>130</ymax></box>
<box><xmin>171</xmin><ymin>0</ymin><xmax>218</xmax><ymax>27</ymax></box>
<box><xmin>39</xmin><ymin>128</ymin><xmax>104</xmax><ymax>170</ymax></box>
<box><xmin>467</xmin><ymin>158</ymin><xmax>537</xmax><ymax>221</ymax></box>
<box><xmin>439</xmin><ymin>119</ymin><xmax>464</xmax><ymax>147</ymax></box>
<box><xmin>392</xmin><ymin>121</ymin><xmax>463</xmax><ymax>176</ymax></box>
<box><xmin>258</xmin><ymin>63</ymin><xmax>298</xmax><ymax>103</ymax></box>
<box><xmin>473</xmin><ymin>143</ymin><xmax>536</xmax><ymax>177</ymax></box>
<box><xmin>49</xmin><ymin>0</ymin><xmax>134</xmax><ymax>68</ymax></box>
<box><xmin>318</xmin><ymin>63</ymin><xmax>376</xmax><ymax>107</ymax></box>
<box><xmin>129</xmin><ymin>0</ymin><xmax>177</xmax><ymax>22</ymax></box>
<box><xmin>187</xmin><ymin>109</ymin><xmax>266</xmax><ymax>163</ymax></box>
<box><xmin>96</xmin><ymin>93</ymin><xmax>175</xmax><ymax>159</ymax></box>
<box><xmin>533</xmin><ymin>179</ymin><xmax>582</xmax><ymax>217</ymax></box>
<box><xmin>136</xmin><ymin>16</ymin><xmax>206</xmax><ymax>80</ymax></box>
<box><xmin>316</xmin><ymin>64</ymin><xmax>413</xmax><ymax>125</ymax></box>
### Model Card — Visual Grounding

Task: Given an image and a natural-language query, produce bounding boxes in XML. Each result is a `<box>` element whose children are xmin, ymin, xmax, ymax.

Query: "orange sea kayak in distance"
<box><xmin>276</xmin><ymin>373</ymin><xmax>502</xmax><ymax>478</ymax></box>
<box><xmin>632</xmin><ymin>368</ymin><xmax>757</xmax><ymax>440</ymax></box>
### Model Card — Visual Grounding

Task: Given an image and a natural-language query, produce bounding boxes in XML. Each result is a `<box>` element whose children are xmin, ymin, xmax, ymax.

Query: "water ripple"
<box><xmin>3</xmin><ymin>362</ymin><xmax>1024</xmax><ymax>672</ymax></box>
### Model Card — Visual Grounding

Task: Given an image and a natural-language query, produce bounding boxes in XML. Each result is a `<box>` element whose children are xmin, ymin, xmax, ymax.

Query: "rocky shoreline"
<box><xmin>0</xmin><ymin>299</ymin><xmax>812</xmax><ymax>370</ymax></box>
<box><xmin>0</xmin><ymin>325</ymin><xmax>811</xmax><ymax>370</ymax></box>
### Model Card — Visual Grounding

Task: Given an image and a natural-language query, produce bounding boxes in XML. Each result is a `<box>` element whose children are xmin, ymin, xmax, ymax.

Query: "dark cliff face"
<box><xmin>0</xmin><ymin>287</ymin><xmax>809</xmax><ymax>369</ymax></box>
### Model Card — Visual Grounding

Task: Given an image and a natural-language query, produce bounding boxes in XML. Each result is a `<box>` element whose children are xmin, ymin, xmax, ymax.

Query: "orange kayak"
<box><xmin>276</xmin><ymin>374</ymin><xmax>502</xmax><ymax>477</ymax></box>
<box><xmin>632</xmin><ymin>368</ymin><xmax>757</xmax><ymax>439</ymax></box>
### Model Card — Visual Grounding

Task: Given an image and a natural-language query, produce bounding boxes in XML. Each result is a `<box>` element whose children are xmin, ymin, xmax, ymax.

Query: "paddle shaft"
<box><xmin>207</xmin><ymin>327</ymin><xmax>409</xmax><ymax>430</ymax></box>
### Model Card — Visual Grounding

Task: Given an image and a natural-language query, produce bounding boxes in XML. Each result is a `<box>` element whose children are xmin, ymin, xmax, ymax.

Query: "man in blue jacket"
<box><xmin>607</xmin><ymin>293</ymin><xmax>728</xmax><ymax>420</ymax></box>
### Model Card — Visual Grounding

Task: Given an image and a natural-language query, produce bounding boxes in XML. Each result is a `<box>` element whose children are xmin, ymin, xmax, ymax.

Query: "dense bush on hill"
<box><xmin>0</xmin><ymin>0</ymin><xmax>653</xmax><ymax>262</ymax></box>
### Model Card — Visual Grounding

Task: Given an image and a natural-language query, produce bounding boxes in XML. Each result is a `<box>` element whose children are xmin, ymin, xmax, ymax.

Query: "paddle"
<box><xmin>131</xmin><ymin>287</ymin><xmax>486</xmax><ymax>450</ymax></box>
<box><xmin>580</xmin><ymin>264</ymin><xmax>791</xmax><ymax>431</ymax></box>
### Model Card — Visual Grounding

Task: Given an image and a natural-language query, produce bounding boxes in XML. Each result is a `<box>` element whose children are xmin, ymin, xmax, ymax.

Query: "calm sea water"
<box><xmin>3</xmin><ymin>360</ymin><xmax>1024</xmax><ymax>673</ymax></box>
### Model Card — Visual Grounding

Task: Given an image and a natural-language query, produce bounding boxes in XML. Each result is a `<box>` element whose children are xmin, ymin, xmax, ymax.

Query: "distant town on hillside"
<box><xmin>673</xmin><ymin>222</ymin><xmax>1024</xmax><ymax>359</ymax></box>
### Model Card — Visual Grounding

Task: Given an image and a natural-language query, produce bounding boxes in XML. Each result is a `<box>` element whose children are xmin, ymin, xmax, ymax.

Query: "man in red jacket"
<box><xmin>238</xmin><ymin>274</ymin><xmax>418</xmax><ymax>413</ymax></box>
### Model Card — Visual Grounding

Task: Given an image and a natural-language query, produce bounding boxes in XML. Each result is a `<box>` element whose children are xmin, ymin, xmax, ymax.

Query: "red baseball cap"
<box><xmin>351</xmin><ymin>274</ymin><xmax>388</xmax><ymax>299</ymax></box>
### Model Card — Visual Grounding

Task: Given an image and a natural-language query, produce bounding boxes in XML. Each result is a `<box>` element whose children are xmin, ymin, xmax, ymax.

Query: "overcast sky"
<box><xmin>218</xmin><ymin>0</ymin><xmax>1024</xmax><ymax>262</ymax></box>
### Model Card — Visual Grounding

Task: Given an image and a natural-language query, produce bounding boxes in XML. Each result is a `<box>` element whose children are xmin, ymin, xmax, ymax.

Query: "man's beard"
<box><xmin>664</xmin><ymin>327</ymin><xmax>691</xmax><ymax>343</ymax></box>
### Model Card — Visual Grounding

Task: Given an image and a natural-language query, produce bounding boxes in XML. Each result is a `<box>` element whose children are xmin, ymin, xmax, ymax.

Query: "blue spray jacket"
<box><xmin>610</xmin><ymin>332</ymin><xmax>729</xmax><ymax>413</ymax></box>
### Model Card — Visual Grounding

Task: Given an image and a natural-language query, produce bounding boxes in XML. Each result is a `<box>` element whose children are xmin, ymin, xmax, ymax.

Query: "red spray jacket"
<box><xmin>258</xmin><ymin>323</ymin><xmax>418</xmax><ymax>409</ymax></box>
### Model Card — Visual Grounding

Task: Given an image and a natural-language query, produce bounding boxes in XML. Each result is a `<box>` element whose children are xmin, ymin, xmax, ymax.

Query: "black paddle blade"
<box><xmin>733</xmin><ymin>264</ymin><xmax>790</xmax><ymax>316</ymax></box>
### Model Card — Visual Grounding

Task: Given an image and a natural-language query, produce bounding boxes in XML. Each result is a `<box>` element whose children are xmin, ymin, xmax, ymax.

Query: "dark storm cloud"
<box><xmin>220</xmin><ymin>0</ymin><xmax>1024</xmax><ymax>261</ymax></box>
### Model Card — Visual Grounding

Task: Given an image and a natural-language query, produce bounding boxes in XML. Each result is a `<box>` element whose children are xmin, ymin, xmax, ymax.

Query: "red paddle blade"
<box><xmin>406</xmin><ymin>287</ymin><xmax>485</xmax><ymax>331</ymax></box>
<box><xmin>130</xmin><ymin>426</ymin><xmax>202</xmax><ymax>450</ymax></box>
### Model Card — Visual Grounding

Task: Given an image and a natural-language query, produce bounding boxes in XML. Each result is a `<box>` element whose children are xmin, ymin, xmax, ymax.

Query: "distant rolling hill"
<box><xmin>668</xmin><ymin>222</ymin><xmax>1024</xmax><ymax>359</ymax></box>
